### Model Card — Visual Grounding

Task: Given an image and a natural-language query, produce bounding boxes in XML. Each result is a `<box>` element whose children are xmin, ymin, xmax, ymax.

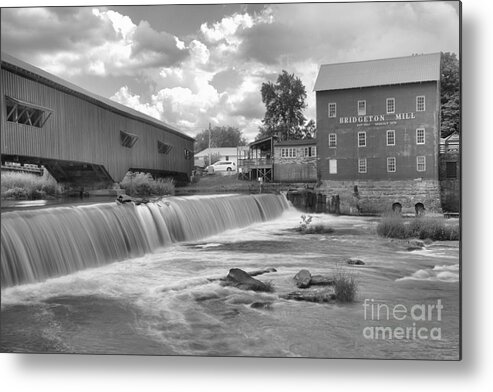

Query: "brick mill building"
<box><xmin>314</xmin><ymin>53</ymin><xmax>443</xmax><ymax>214</ymax></box>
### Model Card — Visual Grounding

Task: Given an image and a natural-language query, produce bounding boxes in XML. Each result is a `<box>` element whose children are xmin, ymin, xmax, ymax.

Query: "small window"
<box><xmin>416</xmin><ymin>128</ymin><xmax>425</xmax><ymax>144</ymax></box>
<box><xmin>416</xmin><ymin>96</ymin><xmax>425</xmax><ymax>112</ymax></box>
<box><xmin>5</xmin><ymin>96</ymin><xmax>52</xmax><ymax>128</ymax></box>
<box><xmin>387</xmin><ymin>157</ymin><xmax>396</xmax><ymax>172</ymax></box>
<box><xmin>357</xmin><ymin>100</ymin><xmax>366</xmax><ymax>115</ymax></box>
<box><xmin>329</xmin><ymin>159</ymin><xmax>337</xmax><ymax>174</ymax></box>
<box><xmin>303</xmin><ymin>146</ymin><xmax>316</xmax><ymax>157</ymax></box>
<box><xmin>386</xmin><ymin>130</ymin><xmax>395</xmax><ymax>146</ymax></box>
<box><xmin>386</xmin><ymin>98</ymin><xmax>395</xmax><ymax>114</ymax></box>
<box><xmin>358</xmin><ymin>131</ymin><xmax>366</xmax><ymax>147</ymax></box>
<box><xmin>446</xmin><ymin>162</ymin><xmax>457</xmax><ymax>179</ymax></box>
<box><xmin>158</xmin><ymin>141</ymin><xmax>173</xmax><ymax>154</ymax></box>
<box><xmin>328</xmin><ymin>133</ymin><xmax>337</xmax><ymax>147</ymax></box>
<box><xmin>120</xmin><ymin>130</ymin><xmax>139</xmax><ymax>148</ymax></box>
<box><xmin>358</xmin><ymin>158</ymin><xmax>367</xmax><ymax>173</ymax></box>
<box><xmin>328</xmin><ymin>103</ymin><xmax>337</xmax><ymax>118</ymax></box>
<box><xmin>417</xmin><ymin>156</ymin><xmax>426</xmax><ymax>172</ymax></box>
<box><xmin>184</xmin><ymin>149</ymin><xmax>193</xmax><ymax>160</ymax></box>
<box><xmin>281</xmin><ymin>148</ymin><xmax>296</xmax><ymax>158</ymax></box>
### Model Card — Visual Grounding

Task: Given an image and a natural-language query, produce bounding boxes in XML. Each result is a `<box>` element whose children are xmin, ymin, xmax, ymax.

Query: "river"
<box><xmin>0</xmin><ymin>194</ymin><xmax>460</xmax><ymax>359</ymax></box>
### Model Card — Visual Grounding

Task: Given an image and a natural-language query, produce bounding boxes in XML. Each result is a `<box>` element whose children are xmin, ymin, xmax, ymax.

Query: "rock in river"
<box><xmin>346</xmin><ymin>258</ymin><xmax>365</xmax><ymax>265</ymax></box>
<box><xmin>310</xmin><ymin>275</ymin><xmax>335</xmax><ymax>286</ymax></box>
<box><xmin>293</xmin><ymin>269</ymin><xmax>312</xmax><ymax>288</ymax></box>
<box><xmin>224</xmin><ymin>268</ymin><xmax>273</xmax><ymax>292</ymax></box>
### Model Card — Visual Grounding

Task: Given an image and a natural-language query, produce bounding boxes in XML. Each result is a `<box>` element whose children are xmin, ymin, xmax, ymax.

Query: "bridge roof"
<box><xmin>1</xmin><ymin>52</ymin><xmax>195</xmax><ymax>142</ymax></box>
<box><xmin>314</xmin><ymin>53</ymin><xmax>441</xmax><ymax>92</ymax></box>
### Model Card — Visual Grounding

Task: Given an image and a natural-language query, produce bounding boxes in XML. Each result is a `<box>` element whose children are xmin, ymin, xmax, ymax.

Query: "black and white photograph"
<box><xmin>1</xmin><ymin>0</ymin><xmax>461</xmax><ymax>362</ymax></box>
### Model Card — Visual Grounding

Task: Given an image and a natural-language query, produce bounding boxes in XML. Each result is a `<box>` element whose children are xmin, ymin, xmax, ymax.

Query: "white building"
<box><xmin>194</xmin><ymin>147</ymin><xmax>248</xmax><ymax>167</ymax></box>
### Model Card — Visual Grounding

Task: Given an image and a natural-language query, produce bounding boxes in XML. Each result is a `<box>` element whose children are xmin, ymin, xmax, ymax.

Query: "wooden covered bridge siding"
<box><xmin>1</xmin><ymin>64</ymin><xmax>194</xmax><ymax>186</ymax></box>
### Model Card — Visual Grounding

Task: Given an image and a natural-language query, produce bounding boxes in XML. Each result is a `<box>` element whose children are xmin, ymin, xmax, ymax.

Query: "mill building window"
<box><xmin>386</xmin><ymin>98</ymin><xmax>395</xmax><ymax>114</ymax></box>
<box><xmin>328</xmin><ymin>103</ymin><xmax>337</xmax><ymax>118</ymax></box>
<box><xmin>358</xmin><ymin>131</ymin><xmax>366</xmax><ymax>147</ymax></box>
<box><xmin>417</xmin><ymin>156</ymin><xmax>426</xmax><ymax>172</ymax></box>
<box><xmin>329</xmin><ymin>159</ymin><xmax>337</xmax><ymax>174</ymax></box>
<box><xmin>328</xmin><ymin>133</ymin><xmax>337</xmax><ymax>147</ymax></box>
<box><xmin>416</xmin><ymin>128</ymin><xmax>425</xmax><ymax>144</ymax></box>
<box><xmin>358</xmin><ymin>158</ymin><xmax>367</xmax><ymax>173</ymax></box>
<box><xmin>357</xmin><ymin>100</ymin><xmax>366</xmax><ymax>115</ymax></box>
<box><xmin>386</xmin><ymin>130</ymin><xmax>395</xmax><ymax>146</ymax></box>
<box><xmin>416</xmin><ymin>96</ymin><xmax>425</xmax><ymax>112</ymax></box>
<box><xmin>387</xmin><ymin>157</ymin><xmax>396</xmax><ymax>173</ymax></box>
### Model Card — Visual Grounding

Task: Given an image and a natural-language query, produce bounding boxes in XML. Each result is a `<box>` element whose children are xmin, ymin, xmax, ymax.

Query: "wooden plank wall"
<box><xmin>1</xmin><ymin>68</ymin><xmax>194</xmax><ymax>182</ymax></box>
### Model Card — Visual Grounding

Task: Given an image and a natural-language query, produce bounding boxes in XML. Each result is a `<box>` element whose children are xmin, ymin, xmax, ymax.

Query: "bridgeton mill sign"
<box><xmin>339</xmin><ymin>112</ymin><xmax>416</xmax><ymax>127</ymax></box>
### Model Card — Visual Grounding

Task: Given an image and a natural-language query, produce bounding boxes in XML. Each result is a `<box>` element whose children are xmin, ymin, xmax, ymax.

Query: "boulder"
<box><xmin>294</xmin><ymin>269</ymin><xmax>312</xmax><ymax>288</ymax></box>
<box><xmin>408</xmin><ymin>239</ymin><xmax>425</xmax><ymax>248</ymax></box>
<box><xmin>224</xmin><ymin>268</ymin><xmax>272</xmax><ymax>292</ymax></box>
<box><xmin>310</xmin><ymin>275</ymin><xmax>335</xmax><ymax>286</ymax></box>
<box><xmin>346</xmin><ymin>258</ymin><xmax>365</xmax><ymax>265</ymax></box>
<box><xmin>116</xmin><ymin>194</ymin><xmax>133</xmax><ymax>204</ymax></box>
<box><xmin>282</xmin><ymin>290</ymin><xmax>336</xmax><ymax>303</ymax></box>
<box><xmin>250</xmin><ymin>302</ymin><xmax>273</xmax><ymax>310</ymax></box>
<box><xmin>248</xmin><ymin>267</ymin><xmax>277</xmax><ymax>277</ymax></box>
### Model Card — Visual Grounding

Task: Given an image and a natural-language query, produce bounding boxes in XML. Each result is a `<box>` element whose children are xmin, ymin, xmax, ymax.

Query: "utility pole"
<box><xmin>208</xmin><ymin>122</ymin><xmax>212</xmax><ymax>167</ymax></box>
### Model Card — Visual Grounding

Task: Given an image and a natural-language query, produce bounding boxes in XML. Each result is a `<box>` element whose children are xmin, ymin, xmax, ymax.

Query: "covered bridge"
<box><xmin>1</xmin><ymin>52</ymin><xmax>194</xmax><ymax>187</ymax></box>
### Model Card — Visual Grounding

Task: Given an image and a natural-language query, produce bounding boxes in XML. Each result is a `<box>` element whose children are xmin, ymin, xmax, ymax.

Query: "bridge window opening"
<box><xmin>157</xmin><ymin>141</ymin><xmax>173</xmax><ymax>154</ymax></box>
<box><xmin>5</xmin><ymin>96</ymin><xmax>52</xmax><ymax>128</ymax></box>
<box><xmin>120</xmin><ymin>131</ymin><xmax>139</xmax><ymax>148</ymax></box>
<box><xmin>184</xmin><ymin>149</ymin><xmax>193</xmax><ymax>160</ymax></box>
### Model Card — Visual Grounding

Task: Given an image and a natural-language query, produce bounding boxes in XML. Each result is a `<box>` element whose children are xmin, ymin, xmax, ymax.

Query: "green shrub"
<box><xmin>120</xmin><ymin>172</ymin><xmax>175</xmax><ymax>197</ymax></box>
<box><xmin>377</xmin><ymin>215</ymin><xmax>460</xmax><ymax>241</ymax></box>
<box><xmin>3</xmin><ymin>187</ymin><xmax>29</xmax><ymax>200</ymax></box>
<box><xmin>408</xmin><ymin>217</ymin><xmax>460</xmax><ymax>241</ymax></box>
<box><xmin>333</xmin><ymin>268</ymin><xmax>358</xmax><ymax>303</ymax></box>
<box><xmin>376</xmin><ymin>214</ymin><xmax>408</xmax><ymax>239</ymax></box>
<box><xmin>1</xmin><ymin>171</ymin><xmax>61</xmax><ymax>200</ymax></box>
<box><xmin>295</xmin><ymin>215</ymin><xmax>334</xmax><ymax>234</ymax></box>
<box><xmin>302</xmin><ymin>224</ymin><xmax>335</xmax><ymax>234</ymax></box>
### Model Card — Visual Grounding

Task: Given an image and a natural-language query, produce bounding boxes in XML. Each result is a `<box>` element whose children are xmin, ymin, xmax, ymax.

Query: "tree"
<box><xmin>194</xmin><ymin>126</ymin><xmax>247</xmax><ymax>152</ymax></box>
<box><xmin>440</xmin><ymin>52</ymin><xmax>460</xmax><ymax>138</ymax></box>
<box><xmin>256</xmin><ymin>70</ymin><xmax>308</xmax><ymax>140</ymax></box>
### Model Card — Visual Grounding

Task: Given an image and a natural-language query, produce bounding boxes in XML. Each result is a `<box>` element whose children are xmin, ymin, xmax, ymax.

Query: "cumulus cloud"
<box><xmin>237</xmin><ymin>2</ymin><xmax>459</xmax><ymax>66</ymax></box>
<box><xmin>2</xmin><ymin>7</ymin><xmax>190</xmax><ymax>78</ymax></box>
<box><xmin>2</xmin><ymin>3</ymin><xmax>459</xmax><ymax>142</ymax></box>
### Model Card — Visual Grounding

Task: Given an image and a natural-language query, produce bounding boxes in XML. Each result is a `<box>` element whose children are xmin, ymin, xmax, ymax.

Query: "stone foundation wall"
<box><xmin>316</xmin><ymin>179</ymin><xmax>442</xmax><ymax>215</ymax></box>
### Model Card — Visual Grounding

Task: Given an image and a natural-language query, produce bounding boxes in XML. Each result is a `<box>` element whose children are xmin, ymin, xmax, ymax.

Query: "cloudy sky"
<box><xmin>1</xmin><ymin>1</ymin><xmax>459</xmax><ymax>141</ymax></box>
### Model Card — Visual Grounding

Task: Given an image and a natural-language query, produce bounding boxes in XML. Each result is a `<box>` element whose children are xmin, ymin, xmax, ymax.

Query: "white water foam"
<box><xmin>396</xmin><ymin>263</ymin><xmax>460</xmax><ymax>282</ymax></box>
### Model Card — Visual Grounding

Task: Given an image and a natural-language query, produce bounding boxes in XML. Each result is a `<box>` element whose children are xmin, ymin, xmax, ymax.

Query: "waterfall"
<box><xmin>1</xmin><ymin>194</ymin><xmax>289</xmax><ymax>287</ymax></box>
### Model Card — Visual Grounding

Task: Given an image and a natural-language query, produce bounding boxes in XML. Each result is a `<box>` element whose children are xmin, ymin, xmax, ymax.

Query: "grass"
<box><xmin>333</xmin><ymin>267</ymin><xmax>358</xmax><ymax>303</ymax></box>
<box><xmin>377</xmin><ymin>214</ymin><xmax>460</xmax><ymax>241</ymax></box>
<box><xmin>296</xmin><ymin>214</ymin><xmax>334</xmax><ymax>234</ymax></box>
<box><xmin>1</xmin><ymin>171</ymin><xmax>62</xmax><ymax>200</ymax></box>
<box><xmin>298</xmin><ymin>224</ymin><xmax>335</xmax><ymax>234</ymax></box>
<box><xmin>120</xmin><ymin>172</ymin><xmax>175</xmax><ymax>197</ymax></box>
